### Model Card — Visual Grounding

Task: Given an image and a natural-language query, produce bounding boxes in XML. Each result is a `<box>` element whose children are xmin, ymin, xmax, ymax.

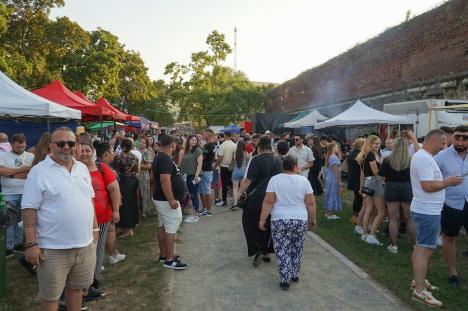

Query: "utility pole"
<box><xmin>234</xmin><ymin>27</ymin><xmax>238</xmax><ymax>71</ymax></box>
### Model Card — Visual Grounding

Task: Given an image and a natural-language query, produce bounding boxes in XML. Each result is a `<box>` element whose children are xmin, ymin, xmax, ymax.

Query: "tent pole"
<box><xmin>47</xmin><ymin>118</ymin><xmax>51</xmax><ymax>133</ymax></box>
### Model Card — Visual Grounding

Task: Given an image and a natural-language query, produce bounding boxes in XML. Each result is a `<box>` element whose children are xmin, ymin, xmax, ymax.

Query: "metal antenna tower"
<box><xmin>234</xmin><ymin>27</ymin><xmax>237</xmax><ymax>70</ymax></box>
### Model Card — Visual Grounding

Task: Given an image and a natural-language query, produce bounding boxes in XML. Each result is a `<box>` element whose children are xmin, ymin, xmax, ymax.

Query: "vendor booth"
<box><xmin>283</xmin><ymin>109</ymin><xmax>328</xmax><ymax>128</ymax></box>
<box><xmin>0</xmin><ymin>71</ymin><xmax>81</xmax><ymax>146</ymax></box>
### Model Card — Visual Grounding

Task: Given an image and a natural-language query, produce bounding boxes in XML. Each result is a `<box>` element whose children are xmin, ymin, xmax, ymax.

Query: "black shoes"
<box><xmin>448</xmin><ymin>275</ymin><xmax>459</xmax><ymax>286</ymax></box>
<box><xmin>291</xmin><ymin>277</ymin><xmax>299</xmax><ymax>283</ymax></box>
<box><xmin>83</xmin><ymin>287</ymin><xmax>105</xmax><ymax>302</ymax></box>
<box><xmin>6</xmin><ymin>249</ymin><xmax>14</xmax><ymax>258</ymax></box>
<box><xmin>279</xmin><ymin>282</ymin><xmax>289</xmax><ymax>290</ymax></box>
<box><xmin>262</xmin><ymin>256</ymin><xmax>271</xmax><ymax>263</ymax></box>
<box><xmin>13</xmin><ymin>243</ymin><xmax>25</xmax><ymax>253</ymax></box>
<box><xmin>253</xmin><ymin>253</ymin><xmax>262</xmax><ymax>267</ymax></box>
<box><xmin>163</xmin><ymin>257</ymin><xmax>187</xmax><ymax>270</ymax></box>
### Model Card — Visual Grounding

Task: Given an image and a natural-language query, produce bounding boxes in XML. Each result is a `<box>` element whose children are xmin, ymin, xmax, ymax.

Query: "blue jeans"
<box><xmin>200</xmin><ymin>171</ymin><xmax>213</xmax><ymax>195</ymax></box>
<box><xmin>186</xmin><ymin>175</ymin><xmax>200</xmax><ymax>212</ymax></box>
<box><xmin>411</xmin><ymin>212</ymin><xmax>440</xmax><ymax>250</ymax></box>
<box><xmin>5</xmin><ymin>194</ymin><xmax>23</xmax><ymax>250</ymax></box>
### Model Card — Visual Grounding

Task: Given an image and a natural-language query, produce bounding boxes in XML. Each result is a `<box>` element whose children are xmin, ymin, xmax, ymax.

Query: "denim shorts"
<box><xmin>200</xmin><ymin>171</ymin><xmax>213</xmax><ymax>195</ymax></box>
<box><xmin>363</xmin><ymin>176</ymin><xmax>384</xmax><ymax>197</ymax></box>
<box><xmin>231</xmin><ymin>167</ymin><xmax>246</xmax><ymax>181</ymax></box>
<box><xmin>411</xmin><ymin>212</ymin><xmax>441</xmax><ymax>249</ymax></box>
<box><xmin>384</xmin><ymin>181</ymin><xmax>413</xmax><ymax>203</ymax></box>
<box><xmin>212</xmin><ymin>169</ymin><xmax>220</xmax><ymax>186</ymax></box>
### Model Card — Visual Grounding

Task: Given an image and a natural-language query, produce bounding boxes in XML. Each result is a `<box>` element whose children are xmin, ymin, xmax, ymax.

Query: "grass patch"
<box><xmin>315</xmin><ymin>190</ymin><xmax>468</xmax><ymax>310</ymax></box>
<box><xmin>3</xmin><ymin>216</ymin><xmax>167</xmax><ymax>311</ymax></box>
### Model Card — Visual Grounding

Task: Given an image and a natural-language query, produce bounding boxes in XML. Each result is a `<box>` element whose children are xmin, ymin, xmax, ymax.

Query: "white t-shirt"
<box><xmin>0</xmin><ymin>151</ymin><xmax>34</xmax><ymax>194</ymax></box>
<box><xmin>131</xmin><ymin>149</ymin><xmax>142</xmax><ymax>164</ymax></box>
<box><xmin>287</xmin><ymin>145</ymin><xmax>315</xmax><ymax>178</ymax></box>
<box><xmin>410</xmin><ymin>149</ymin><xmax>445</xmax><ymax>215</ymax></box>
<box><xmin>21</xmin><ymin>156</ymin><xmax>95</xmax><ymax>249</ymax></box>
<box><xmin>266</xmin><ymin>173</ymin><xmax>313</xmax><ymax>221</ymax></box>
<box><xmin>217</xmin><ymin>140</ymin><xmax>237</xmax><ymax>168</ymax></box>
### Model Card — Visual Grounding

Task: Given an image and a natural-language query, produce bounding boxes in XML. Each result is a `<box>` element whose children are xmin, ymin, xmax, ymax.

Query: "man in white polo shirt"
<box><xmin>287</xmin><ymin>134</ymin><xmax>314</xmax><ymax>178</ymax></box>
<box><xmin>22</xmin><ymin>127</ymin><xmax>99</xmax><ymax>311</ymax></box>
<box><xmin>409</xmin><ymin>129</ymin><xmax>462</xmax><ymax>307</ymax></box>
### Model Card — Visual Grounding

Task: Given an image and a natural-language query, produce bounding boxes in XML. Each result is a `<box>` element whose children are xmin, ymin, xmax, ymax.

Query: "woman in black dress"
<box><xmin>308</xmin><ymin>137</ymin><xmax>324</xmax><ymax>196</ymax></box>
<box><xmin>113</xmin><ymin>138</ymin><xmax>140</xmax><ymax>238</ymax></box>
<box><xmin>238</xmin><ymin>136</ymin><xmax>282</xmax><ymax>267</ymax></box>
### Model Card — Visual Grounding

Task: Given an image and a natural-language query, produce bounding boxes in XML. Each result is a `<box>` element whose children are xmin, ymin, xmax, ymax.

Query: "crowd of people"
<box><xmin>1</xmin><ymin>123</ymin><xmax>467</xmax><ymax>309</ymax></box>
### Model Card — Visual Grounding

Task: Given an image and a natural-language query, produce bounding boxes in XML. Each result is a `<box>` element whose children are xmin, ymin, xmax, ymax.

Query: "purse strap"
<box><xmin>247</xmin><ymin>154</ymin><xmax>276</xmax><ymax>198</ymax></box>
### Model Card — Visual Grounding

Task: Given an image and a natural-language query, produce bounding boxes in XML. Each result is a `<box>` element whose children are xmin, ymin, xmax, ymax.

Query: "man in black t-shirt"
<box><xmin>200</xmin><ymin>129</ymin><xmax>216</xmax><ymax>214</ymax></box>
<box><xmin>152</xmin><ymin>134</ymin><xmax>187</xmax><ymax>270</ymax></box>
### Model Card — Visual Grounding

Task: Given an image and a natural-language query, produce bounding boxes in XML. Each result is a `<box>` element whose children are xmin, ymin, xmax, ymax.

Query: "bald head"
<box><xmin>0</xmin><ymin>133</ymin><xmax>8</xmax><ymax>143</ymax></box>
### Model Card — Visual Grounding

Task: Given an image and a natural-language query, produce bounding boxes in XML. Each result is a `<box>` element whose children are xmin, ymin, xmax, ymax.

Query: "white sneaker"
<box><xmin>412</xmin><ymin>288</ymin><xmax>443</xmax><ymax>307</ymax></box>
<box><xmin>387</xmin><ymin>244</ymin><xmax>398</xmax><ymax>254</ymax></box>
<box><xmin>184</xmin><ymin>215</ymin><xmax>199</xmax><ymax>224</ymax></box>
<box><xmin>215</xmin><ymin>200</ymin><xmax>225</xmax><ymax>206</ymax></box>
<box><xmin>365</xmin><ymin>235</ymin><xmax>383</xmax><ymax>246</ymax></box>
<box><xmin>109</xmin><ymin>252</ymin><xmax>126</xmax><ymax>264</ymax></box>
<box><xmin>437</xmin><ymin>235</ymin><xmax>443</xmax><ymax>247</ymax></box>
<box><xmin>331</xmin><ymin>215</ymin><xmax>341</xmax><ymax>220</ymax></box>
<box><xmin>354</xmin><ymin>225</ymin><xmax>363</xmax><ymax>235</ymax></box>
<box><xmin>361</xmin><ymin>234</ymin><xmax>368</xmax><ymax>241</ymax></box>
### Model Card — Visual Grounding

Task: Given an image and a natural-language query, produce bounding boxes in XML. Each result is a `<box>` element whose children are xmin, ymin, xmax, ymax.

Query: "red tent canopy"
<box><xmin>32</xmin><ymin>81</ymin><xmax>108</xmax><ymax>120</ymax></box>
<box><xmin>74</xmin><ymin>91</ymin><xmax>115</xmax><ymax>119</ymax></box>
<box><xmin>95</xmin><ymin>98</ymin><xmax>140</xmax><ymax>122</ymax></box>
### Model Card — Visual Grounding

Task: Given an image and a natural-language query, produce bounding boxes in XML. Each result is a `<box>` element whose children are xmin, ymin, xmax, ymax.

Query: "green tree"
<box><xmin>165</xmin><ymin>30</ymin><xmax>271</xmax><ymax>128</ymax></box>
<box><xmin>118</xmin><ymin>50</ymin><xmax>156</xmax><ymax>112</ymax></box>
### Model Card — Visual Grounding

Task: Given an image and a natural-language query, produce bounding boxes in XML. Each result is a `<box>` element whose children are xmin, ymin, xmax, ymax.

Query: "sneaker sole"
<box><xmin>411</xmin><ymin>295</ymin><xmax>442</xmax><ymax>308</ymax></box>
<box><xmin>163</xmin><ymin>264</ymin><xmax>186</xmax><ymax>270</ymax></box>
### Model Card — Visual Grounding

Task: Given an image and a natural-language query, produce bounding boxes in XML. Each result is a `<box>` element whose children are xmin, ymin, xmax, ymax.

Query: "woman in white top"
<box><xmin>259</xmin><ymin>155</ymin><xmax>316</xmax><ymax>290</ymax></box>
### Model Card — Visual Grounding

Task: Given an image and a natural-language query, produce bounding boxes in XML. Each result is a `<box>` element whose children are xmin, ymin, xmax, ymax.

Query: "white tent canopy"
<box><xmin>283</xmin><ymin>109</ymin><xmax>328</xmax><ymax>128</ymax></box>
<box><xmin>314</xmin><ymin>100</ymin><xmax>411</xmax><ymax>129</ymax></box>
<box><xmin>0</xmin><ymin>71</ymin><xmax>81</xmax><ymax>119</ymax></box>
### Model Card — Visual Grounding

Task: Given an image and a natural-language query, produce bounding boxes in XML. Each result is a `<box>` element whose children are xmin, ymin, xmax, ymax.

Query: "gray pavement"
<box><xmin>165</xmin><ymin>206</ymin><xmax>409</xmax><ymax>311</ymax></box>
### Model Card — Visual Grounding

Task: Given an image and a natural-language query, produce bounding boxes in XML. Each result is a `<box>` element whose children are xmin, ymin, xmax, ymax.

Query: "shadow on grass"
<box><xmin>315</xmin><ymin>191</ymin><xmax>468</xmax><ymax>311</ymax></box>
<box><xmin>4</xmin><ymin>216</ymin><xmax>168</xmax><ymax>311</ymax></box>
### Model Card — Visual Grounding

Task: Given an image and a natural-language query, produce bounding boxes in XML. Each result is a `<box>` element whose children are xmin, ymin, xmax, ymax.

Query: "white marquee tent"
<box><xmin>314</xmin><ymin>100</ymin><xmax>411</xmax><ymax>129</ymax></box>
<box><xmin>0</xmin><ymin>71</ymin><xmax>81</xmax><ymax>119</ymax></box>
<box><xmin>283</xmin><ymin>109</ymin><xmax>328</xmax><ymax>128</ymax></box>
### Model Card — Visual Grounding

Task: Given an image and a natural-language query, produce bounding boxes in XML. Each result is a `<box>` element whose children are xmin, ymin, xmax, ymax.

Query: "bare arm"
<box><xmin>332</xmin><ymin>164</ymin><xmax>340</xmax><ymax>183</ymax></box>
<box><xmin>23</xmin><ymin>208</ymin><xmax>43</xmax><ymax>265</ymax></box>
<box><xmin>238</xmin><ymin>178</ymin><xmax>252</xmax><ymax>196</ymax></box>
<box><xmin>259</xmin><ymin>192</ymin><xmax>276</xmax><ymax>230</ymax></box>
<box><xmin>421</xmin><ymin>175</ymin><xmax>463</xmax><ymax>193</ymax></box>
<box><xmin>369</xmin><ymin>161</ymin><xmax>379</xmax><ymax>176</ymax></box>
<box><xmin>195</xmin><ymin>154</ymin><xmax>203</xmax><ymax>177</ymax></box>
<box><xmin>0</xmin><ymin>165</ymin><xmax>30</xmax><ymax>176</ymax></box>
<box><xmin>301</xmin><ymin>161</ymin><xmax>314</xmax><ymax>171</ymax></box>
<box><xmin>305</xmin><ymin>193</ymin><xmax>317</xmax><ymax>230</ymax></box>
<box><xmin>107</xmin><ymin>180</ymin><xmax>121</xmax><ymax>223</ymax></box>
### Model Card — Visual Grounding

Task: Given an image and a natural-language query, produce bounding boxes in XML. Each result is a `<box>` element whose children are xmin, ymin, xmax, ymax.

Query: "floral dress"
<box><xmin>324</xmin><ymin>155</ymin><xmax>343</xmax><ymax>212</ymax></box>
<box><xmin>139</xmin><ymin>148</ymin><xmax>155</xmax><ymax>216</ymax></box>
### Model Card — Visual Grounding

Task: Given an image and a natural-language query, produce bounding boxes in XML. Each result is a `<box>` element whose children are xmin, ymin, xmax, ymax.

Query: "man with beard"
<box><xmin>21</xmin><ymin>127</ymin><xmax>98</xmax><ymax>311</ymax></box>
<box><xmin>435</xmin><ymin>125</ymin><xmax>468</xmax><ymax>287</ymax></box>
<box><xmin>0</xmin><ymin>133</ymin><xmax>34</xmax><ymax>257</ymax></box>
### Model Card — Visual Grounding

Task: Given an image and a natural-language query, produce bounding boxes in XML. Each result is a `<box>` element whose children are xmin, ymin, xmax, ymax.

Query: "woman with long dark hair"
<box><xmin>238</xmin><ymin>136</ymin><xmax>282</xmax><ymax>267</ymax></box>
<box><xmin>308</xmin><ymin>137</ymin><xmax>324</xmax><ymax>196</ymax></box>
<box><xmin>231</xmin><ymin>140</ymin><xmax>249</xmax><ymax>209</ymax></box>
<box><xmin>112</xmin><ymin>138</ymin><xmax>140</xmax><ymax>238</ymax></box>
<box><xmin>180</xmin><ymin>135</ymin><xmax>203</xmax><ymax>220</ymax></box>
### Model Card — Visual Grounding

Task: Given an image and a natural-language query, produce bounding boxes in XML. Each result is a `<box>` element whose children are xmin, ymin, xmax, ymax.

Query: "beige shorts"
<box><xmin>37</xmin><ymin>242</ymin><xmax>96</xmax><ymax>301</ymax></box>
<box><xmin>153</xmin><ymin>200</ymin><xmax>182</xmax><ymax>234</ymax></box>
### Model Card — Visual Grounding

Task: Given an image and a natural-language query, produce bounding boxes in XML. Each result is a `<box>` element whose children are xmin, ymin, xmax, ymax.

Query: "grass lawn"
<box><xmin>315</xmin><ymin>189</ymin><xmax>468</xmax><ymax>310</ymax></box>
<box><xmin>3</xmin><ymin>216</ymin><xmax>168</xmax><ymax>311</ymax></box>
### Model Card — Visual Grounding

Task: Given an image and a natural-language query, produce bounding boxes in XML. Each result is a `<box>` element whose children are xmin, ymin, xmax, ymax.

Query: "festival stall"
<box><xmin>0</xmin><ymin>71</ymin><xmax>81</xmax><ymax>145</ymax></box>
<box><xmin>283</xmin><ymin>109</ymin><xmax>328</xmax><ymax>128</ymax></box>
<box><xmin>314</xmin><ymin>100</ymin><xmax>412</xmax><ymax>141</ymax></box>
<box><xmin>32</xmin><ymin>80</ymin><xmax>112</xmax><ymax>120</ymax></box>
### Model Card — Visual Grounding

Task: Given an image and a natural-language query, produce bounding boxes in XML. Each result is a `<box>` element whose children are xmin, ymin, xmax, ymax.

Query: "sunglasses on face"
<box><xmin>294</xmin><ymin>138</ymin><xmax>301</xmax><ymax>141</ymax></box>
<box><xmin>453</xmin><ymin>134</ymin><xmax>468</xmax><ymax>141</ymax></box>
<box><xmin>53</xmin><ymin>140</ymin><xmax>77</xmax><ymax>148</ymax></box>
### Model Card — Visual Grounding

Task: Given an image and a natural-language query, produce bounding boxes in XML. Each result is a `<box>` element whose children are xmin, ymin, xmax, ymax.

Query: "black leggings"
<box><xmin>352</xmin><ymin>190</ymin><xmax>363</xmax><ymax>216</ymax></box>
<box><xmin>220</xmin><ymin>166</ymin><xmax>232</xmax><ymax>202</ymax></box>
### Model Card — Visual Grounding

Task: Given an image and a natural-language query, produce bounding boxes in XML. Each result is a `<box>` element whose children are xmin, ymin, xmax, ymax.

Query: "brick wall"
<box><xmin>267</xmin><ymin>0</ymin><xmax>468</xmax><ymax>114</ymax></box>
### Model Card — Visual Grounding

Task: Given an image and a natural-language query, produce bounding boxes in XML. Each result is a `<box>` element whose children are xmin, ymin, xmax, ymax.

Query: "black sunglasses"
<box><xmin>453</xmin><ymin>134</ymin><xmax>468</xmax><ymax>141</ymax></box>
<box><xmin>53</xmin><ymin>140</ymin><xmax>77</xmax><ymax>148</ymax></box>
<box><xmin>294</xmin><ymin>138</ymin><xmax>301</xmax><ymax>141</ymax></box>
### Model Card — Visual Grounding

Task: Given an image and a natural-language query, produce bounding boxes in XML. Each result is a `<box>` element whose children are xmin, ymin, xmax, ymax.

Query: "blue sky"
<box><xmin>50</xmin><ymin>0</ymin><xmax>444</xmax><ymax>83</ymax></box>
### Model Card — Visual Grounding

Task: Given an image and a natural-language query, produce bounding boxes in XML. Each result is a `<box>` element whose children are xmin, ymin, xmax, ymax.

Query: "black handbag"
<box><xmin>360</xmin><ymin>186</ymin><xmax>375</xmax><ymax>196</ymax></box>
